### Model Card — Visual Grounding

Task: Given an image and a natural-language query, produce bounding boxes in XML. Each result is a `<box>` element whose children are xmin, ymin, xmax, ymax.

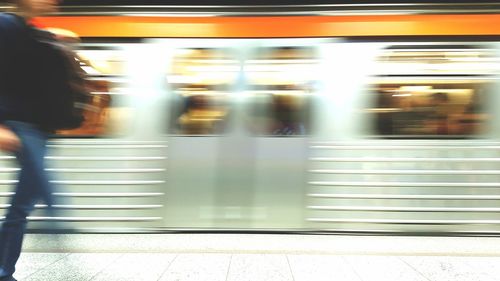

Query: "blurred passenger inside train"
<box><xmin>176</xmin><ymin>94</ymin><xmax>228</xmax><ymax>135</ymax></box>
<box><xmin>458</xmin><ymin>91</ymin><xmax>488</xmax><ymax>135</ymax></box>
<box><xmin>426</xmin><ymin>92</ymin><xmax>451</xmax><ymax>135</ymax></box>
<box><xmin>374</xmin><ymin>85</ymin><xmax>491</xmax><ymax>137</ymax></box>
<box><xmin>374</xmin><ymin>91</ymin><xmax>395</xmax><ymax>135</ymax></box>
<box><xmin>390</xmin><ymin>92</ymin><xmax>429</xmax><ymax>135</ymax></box>
<box><xmin>271</xmin><ymin>94</ymin><xmax>306</xmax><ymax>136</ymax></box>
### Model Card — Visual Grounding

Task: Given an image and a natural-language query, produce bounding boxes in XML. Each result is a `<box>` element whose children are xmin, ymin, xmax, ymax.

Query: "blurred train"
<box><xmin>3</xmin><ymin>2</ymin><xmax>500</xmax><ymax>234</ymax></box>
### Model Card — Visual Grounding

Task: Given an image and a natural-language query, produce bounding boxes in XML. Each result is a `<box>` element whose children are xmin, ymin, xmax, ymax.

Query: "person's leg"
<box><xmin>0</xmin><ymin>121</ymin><xmax>50</xmax><ymax>278</ymax></box>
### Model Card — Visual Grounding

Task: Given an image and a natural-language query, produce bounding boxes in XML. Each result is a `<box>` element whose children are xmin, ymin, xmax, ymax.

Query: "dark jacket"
<box><xmin>0</xmin><ymin>13</ymin><xmax>51</xmax><ymax>128</ymax></box>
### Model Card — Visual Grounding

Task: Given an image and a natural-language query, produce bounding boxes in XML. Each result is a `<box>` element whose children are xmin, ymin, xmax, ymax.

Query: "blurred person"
<box><xmin>177</xmin><ymin>94</ymin><xmax>212</xmax><ymax>134</ymax></box>
<box><xmin>427</xmin><ymin>92</ymin><xmax>450</xmax><ymax>135</ymax></box>
<box><xmin>177</xmin><ymin>94</ymin><xmax>227</xmax><ymax>135</ymax></box>
<box><xmin>390</xmin><ymin>93</ymin><xmax>415</xmax><ymax>135</ymax></box>
<box><xmin>271</xmin><ymin>94</ymin><xmax>305</xmax><ymax>136</ymax></box>
<box><xmin>374</xmin><ymin>91</ymin><xmax>395</xmax><ymax>135</ymax></box>
<box><xmin>0</xmin><ymin>0</ymin><xmax>67</xmax><ymax>280</ymax></box>
<box><xmin>458</xmin><ymin>91</ymin><xmax>487</xmax><ymax>135</ymax></box>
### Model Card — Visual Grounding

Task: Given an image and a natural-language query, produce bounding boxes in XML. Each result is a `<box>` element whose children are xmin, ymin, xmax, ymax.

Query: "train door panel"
<box><xmin>156</xmin><ymin>39</ymin><xmax>322</xmax><ymax>229</ymax></box>
<box><xmin>158</xmin><ymin>40</ymin><xmax>243</xmax><ymax>228</ymax></box>
<box><xmin>244</xmin><ymin>40</ymin><xmax>321</xmax><ymax>229</ymax></box>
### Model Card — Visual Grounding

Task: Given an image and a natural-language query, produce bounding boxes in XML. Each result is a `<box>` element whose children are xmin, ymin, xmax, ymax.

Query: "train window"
<box><xmin>167</xmin><ymin>48</ymin><xmax>236</xmax><ymax>135</ymax></box>
<box><xmin>245</xmin><ymin>46</ymin><xmax>317</xmax><ymax>136</ymax></box>
<box><xmin>370</xmin><ymin>81</ymin><xmax>490</xmax><ymax>137</ymax></box>
<box><xmin>55</xmin><ymin>46</ymin><xmax>131</xmax><ymax>137</ymax></box>
<box><xmin>369</xmin><ymin>45</ymin><xmax>496</xmax><ymax>138</ymax></box>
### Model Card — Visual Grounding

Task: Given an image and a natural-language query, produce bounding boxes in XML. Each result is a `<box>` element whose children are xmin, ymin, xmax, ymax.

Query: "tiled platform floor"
<box><xmin>14</xmin><ymin>252</ymin><xmax>500</xmax><ymax>281</ymax></box>
<box><xmin>12</xmin><ymin>234</ymin><xmax>500</xmax><ymax>280</ymax></box>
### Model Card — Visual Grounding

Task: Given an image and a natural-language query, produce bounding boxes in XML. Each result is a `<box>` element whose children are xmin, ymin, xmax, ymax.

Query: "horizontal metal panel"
<box><xmin>47</xmin><ymin>140</ymin><xmax>167</xmax><ymax>145</ymax></box>
<box><xmin>52</xmin><ymin>180</ymin><xmax>165</xmax><ymax>185</ymax></box>
<box><xmin>0</xmin><ymin>156</ymin><xmax>16</xmax><ymax>160</ymax></box>
<box><xmin>311</xmin><ymin>141</ymin><xmax>500</xmax><ymax>146</ymax></box>
<box><xmin>20</xmin><ymin>216</ymin><xmax>162</xmax><ymax>222</ymax></box>
<box><xmin>0</xmin><ymin>192</ymin><xmax>14</xmax><ymax>197</ymax></box>
<box><xmin>307</xmin><ymin>218</ymin><xmax>500</xmax><ymax>225</ymax></box>
<box><xmin>0</xmin><ymin>204</ymin><xmax>163</xmax><ymax>210</ymax></box>
<box><xmin>3</xmin><ymin>168</ymin><xmax>165</xmax><ymax>174</ymax></box>
<box><xmin>311</xmin><ymin>145</ymin><xmax>500</xmax><ymax>150</ymax></box>
<box><xmin>309</xmin><ymin>181</ymin><xmax>500</xmax><ymax>187</ymax></box>
<box><xmin>1</xmin><ymin>133</ymin><xmax>167</xmax><ymax>231</ymax></box>
<box><xmin>0</xmin><ymin>168</ymin><xmax>19</xmax><ymax>173</ymax></box>
<box><xmin>45</xmin><ymin>156</ymin><xmax>166</xmax><ymax>161</ymax></box>
<box><xmin>45</xmin><ymin>168</ymin><xmax>165</xmax><ymax>173</ymax></box>
<box><xmin>47</xmin><ymin>144</ymin><xmax>168</xmax><ymax>149</ymax></box>
<box><xmin>308</xmin><ymin>206</ymin><xmax>500</xmax><ymax>212</ymax></box>
<box><xmin>305</xmin><ymin>228</ymin><xmax>406</xmax><ymax>233</ymax></box>
<box><xmin>310</xmin><ymin>157</ymin><xmax>500</xmax><ymax>162</ymax></box>
<box><xmin>309</xmin><ymin>169</ymin><xmax>500</xmax><ymax>175</ymax></box>
<box><xmin>0</xmin><ymin>180</ymin><xmax>20</xmax><ymax>185</ymax></box>
<box><xmin>308</xmin><ymin>194</ymin><xmax>500</xmax><ymax>200</ymax></box>
<box><xmin>0</xmin><ymin>180</ymin><xmax>164</xmax><ymax>185</ymax></box>
<box><xmin>306</xmin><ymin>228</ymin><xmax>500</xmax><ymax>235</ymax></box>
<box><xmin>53</xmin><ymin>192</ymin><xmax>164</xmax><ymax>197</ymax></box>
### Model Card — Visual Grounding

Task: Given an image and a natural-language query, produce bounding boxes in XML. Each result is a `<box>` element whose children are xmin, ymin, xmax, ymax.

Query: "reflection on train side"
<box><xmin>372</xmin><ymin>80</ymin><xmax>490</xmax><ymax>137</ymax></box>
<box><xmin>56</xmin><ymin>45</ymin><xmax>132</xmax><ymax>137</ymax></box>
<box><xmin>167</xmin><ymin>48</ymin><xmax>235</xmax><ymax>135</ymax></box>
<box><xmin>246</xmin><ymin>46</ymin><xmax>316</xmax><ymax>136</ymax></box>
<box><xmin>167</xmin><ymin>46</ymin><xmax>317</xmax><ymax>136</ymax></box>
<box><xmin>368</xmin><ymin>45</ymin><xmax>496</xmax><ymax>138</ymax></box>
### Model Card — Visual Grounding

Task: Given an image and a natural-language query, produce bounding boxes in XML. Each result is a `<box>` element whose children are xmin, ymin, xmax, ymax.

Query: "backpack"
<box><xmin>27</xmin><ymin>27</ymin><xmax>88</xmax><ymax>131</ymax></box>
<box><xmin>1</xmin><ymin>14</ymin><xmax>88</xmax><ymax>131</ymax></box>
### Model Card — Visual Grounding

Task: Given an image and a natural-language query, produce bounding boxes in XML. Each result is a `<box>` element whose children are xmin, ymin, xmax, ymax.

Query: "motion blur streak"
<box><xmin>2</xmin><ymin>4</ymin><xmax>500</xmax><ymax>235</ymax></box>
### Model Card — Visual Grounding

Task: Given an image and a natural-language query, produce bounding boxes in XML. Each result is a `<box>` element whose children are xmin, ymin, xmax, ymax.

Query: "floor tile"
<box><xmin>15</xmin><ymin>253</ymin><xmax>68</xmax><ymax>280</ymax></box>
<box><xmin>288</xmin><ymin>255</ymin><xmax>361</xmax><ymax>281</ymax></box>
<box><xmin>345</xmin><ymin>256</ymin><xmax>428</xmax><ymax>281</ymax></box>
<box><xmin>226</xmin><ymin>254</ymin><xmax>293</xmax><ymax>281</ymax></box>
<box><xmin>22</xmin><ymin>253</ymin><xmax>122</xmax><ymax>281</ymax></box>
<box><xmin>462</xmin><ymin>257</ymin><xmax>500</xmax><ymax>281</ymax></box>
<box><xmin>90</xmin><ymin>253</ymin><xmax>177</xmax><ymax>281</ymax></box>
<box><xmin>401</xmin><ymin>256</ymin><xmax>499</xmax><ymax>281</ymax></box>
<box><xmin>158</xmin><ymin>254</ymin><xmax>231</xmax><ymax>281</ymax></box>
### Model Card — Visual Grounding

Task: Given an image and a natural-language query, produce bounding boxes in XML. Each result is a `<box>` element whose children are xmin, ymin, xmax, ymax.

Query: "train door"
<box><xmin>154</xmin><ymin>39</ymin><xmax>243</xmax><ymax>229</ymax></box>
<box><xmin>242</xmin><ymin>40</ymin><xmax>321</xmax><ymax>229</ymax></box>
<box><xmin>151</xmin><ymin>39</ymin><xmax>322</xmax><ymax>230</ymax></box>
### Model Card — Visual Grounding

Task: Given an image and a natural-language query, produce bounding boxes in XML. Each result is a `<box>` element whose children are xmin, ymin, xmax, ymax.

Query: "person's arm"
<box><xmin>0</xmin><ymin>14</ymin><xmax>12</xmax><ymax>124</ymax></box>
<box><xmin>0</xmin><ymin>14</ymin><xmax>21</xmax><ymax>151</ymax></box>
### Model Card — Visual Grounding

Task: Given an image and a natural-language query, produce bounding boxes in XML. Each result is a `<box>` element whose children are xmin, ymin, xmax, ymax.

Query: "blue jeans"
<box><xmin>0</xmin><ymin>121</ymin><xmax>53</xmax><ymax>278</ymax></box>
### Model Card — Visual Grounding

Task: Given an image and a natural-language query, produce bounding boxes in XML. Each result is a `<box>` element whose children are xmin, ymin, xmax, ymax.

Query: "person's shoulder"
<box><xmin>0</xmin><ymin>13</ymin><xmax>24</xmax><ymax>33</ymax></box>
<box><xmin>0</xmin><ymin>13</ymin><xmax>19</xmax><ymax>25</ymax></box>
<box><xmin>0</xmin><ymin>12</ymin><xmax>15</xmax><ymax>21</ymax></box>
